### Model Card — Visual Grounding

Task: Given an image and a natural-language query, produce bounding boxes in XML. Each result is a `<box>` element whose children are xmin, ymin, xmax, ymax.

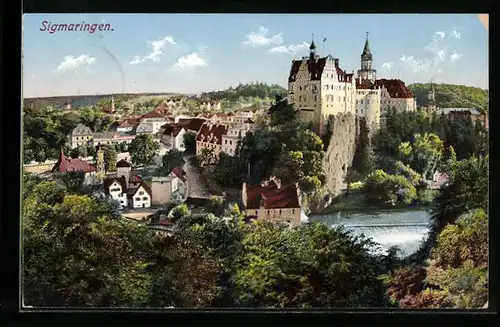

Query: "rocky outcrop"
<box><xmin>323</xmin><ymin>113</ymin><xmax>357</xmax><ymax>196</ymax></box>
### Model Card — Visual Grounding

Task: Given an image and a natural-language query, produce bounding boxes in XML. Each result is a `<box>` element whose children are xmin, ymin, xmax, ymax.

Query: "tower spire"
<box><xmin>309</xmin><ymin>33</ymin><xmax>316</xmax><ymax>50</ymax></box>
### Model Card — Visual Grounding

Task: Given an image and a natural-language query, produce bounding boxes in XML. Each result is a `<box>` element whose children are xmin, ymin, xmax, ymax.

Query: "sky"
<box><xmin>22</xmin><ymin>14</ymin><xmax>488</xmax><ymax>98</ymax></box>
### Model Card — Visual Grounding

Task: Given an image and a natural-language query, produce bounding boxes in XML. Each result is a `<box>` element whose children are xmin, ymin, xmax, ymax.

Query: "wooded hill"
<box><xmin>408</xmin><ymin>83</ymin><xmax>488</xmax><ymax>112</ymax></box>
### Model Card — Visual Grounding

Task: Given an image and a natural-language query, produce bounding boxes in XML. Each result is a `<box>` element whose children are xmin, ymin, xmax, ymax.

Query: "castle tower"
<box><xmin>96</xmin><ymin>146</ymin><xmax>105</xmax><ymax>177</ymax></box>
<box><xmin>309</xmin><ymin>34</ymin><xmax>316</xmax><ymax>62</ymax></box>
<box><xmin>357</xmin><ymin>32</ymin><xmax>377</xmax><ymax>82</ymax></box>
<box><xmin>116</xmin><ymin>159</ymin><xmax>132</xmax><ymax>188</ymax></box>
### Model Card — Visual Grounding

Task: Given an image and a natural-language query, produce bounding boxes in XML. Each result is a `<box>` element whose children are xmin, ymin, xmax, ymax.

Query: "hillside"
<box><xmin>201</xmin><ymin>82</ymin><xmax>287</xmax><ymax>101</ymax></box>
<box><xmin>408</xmin><ymin>83</ymin><xmax>489</xmax><ymax>112</ymax></box>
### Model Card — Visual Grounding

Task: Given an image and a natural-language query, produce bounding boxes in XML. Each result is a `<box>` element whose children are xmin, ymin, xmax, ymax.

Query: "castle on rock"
<box><xmin>287</xmin><ymin>33</ymin><xmax>417</xmax><ymax>136</ymax></box>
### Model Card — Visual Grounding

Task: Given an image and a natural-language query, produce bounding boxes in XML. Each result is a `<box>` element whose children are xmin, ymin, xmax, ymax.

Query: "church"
<box><xmin>287</xmin><ymin>33</ymin><xmax>417</xmax><ymax>136</ymax></box>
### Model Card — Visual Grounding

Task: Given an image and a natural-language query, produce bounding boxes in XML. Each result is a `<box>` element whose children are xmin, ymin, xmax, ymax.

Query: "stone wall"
<box><xmin>323</xmin><ymin>113</ymin><xmax>357</xmax><ymax>196</ymax></box>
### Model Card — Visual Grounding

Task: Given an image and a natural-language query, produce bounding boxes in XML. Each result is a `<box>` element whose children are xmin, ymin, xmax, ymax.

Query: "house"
<box><xmin>93</xmin><ymin>132</ymin><xmax>135</xmax><ymax>147</ymax></box>
<box><xmin>70</xmin><ymin>124</ymin><xmax>93</xmax><ymax>149</ymax></box>
<box><xmin>161</xmin><ymin>124</ymin><xmax>186</xmax><ymax>151</ymax></box>
<box><xmin>436</xmin><ymin>108</ymin><xmax>488</xmax><ymax>129</ymax></box>
<box><xmin>116</xmin><ymin>118</ymin><xmax>139</xmax><ymax>133</ymax></box>
<box><xmin>135</xmin><ymin>122</ymin><xmax>154</xmax><ymax>135</ymax></box>
<box><xmin>242</xmin><ymin>178</ymin><xmax>302</xmax><ymax>226</ymax></box>
<box><xmin>128</xmin><ymin>174</ymin><xmax>144</xmax><ymax>188</ymax></box>
<box><xmin>51</xmin><ymin>149</ymin><xmax>98</xmax><ymax>185</ymax></box>
<box><xmin>151</xmin><ymin>166</ymin><xmax>188</xmax><ymax>205</ymax></box>
<box><xmin>140</xmin><ymin>111</ymin><xmax>169</xmax><ymax>134</ymax></box>
<box><xmin>195</xmin><ymin>122</ymin><xmax>229</xmax><ymax>159</ymax></box>
<box><xmin>127</xmin><ymin>181</ymin><xmax>152</xmax><ymax>208</ymax></box>
<box><xmin>103</xmin><ymin>176</ymin><xmax>128</xmax><ymax>208</ymax></box>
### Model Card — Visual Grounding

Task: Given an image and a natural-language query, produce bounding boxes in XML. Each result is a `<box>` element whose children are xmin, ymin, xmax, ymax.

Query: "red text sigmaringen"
<box><xmin>39</xmin><ymin>21</ymin><xmax>114</xmax><ymax>34</ymax></box>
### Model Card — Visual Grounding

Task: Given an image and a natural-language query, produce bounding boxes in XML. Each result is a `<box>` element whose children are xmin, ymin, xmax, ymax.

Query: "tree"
<box><xmin>352</xmin><ymin>118</ymin><xmax>376</xmax><ymax>178</ymax></box>
<box><xmin>128</xmin><ymin>134</ymin><xmax>160</xmax><ymax>166</ymax></box>
<box><xmin>70</xmin><ymin>147</ymin><xmax>81</xmax><ymax>159</ymax></box>
<box><xmin>198</xmin><ymin>147</ymin><xmax>216</xmax><ymax>166</ymax></box>
<box><xmin>214</xmin><ymin>152</ymin><xmax>243</xmax><ymax>188</ymax></box>
<box><xmin>363</xmin><ymin>170</ymin><xmax>417</xmax><ymax>206</ymax></box>
<box><xmin>344</xmin><ymin>167</ymin><xmax>361</xmax><ymax>196</ymax></box>
<box><xmin>271</xmin><ymin>150</ymin><xmax>304</xmax><ymax>184</ymax></box>
<box><xmin>183</xmin><ymin>131</ymin><xmax>197</xmax><ymax>154</ymax></box>
<box><xmin>160</xmin><ymin>149</ymin><xmax>184</xmax><ymax>175</ymax></box>
<box><xmin>103</xmin><ymin>145</ymin><xmax>118</xmax><ymax>172</ymax></box>
<box><xmin>398</xmin><ymin>133</ymin><xmax>444</xmax><ymax>179</ymax></box>
<box><xmin>60</xmin><ymin>171</ymin><xmax>85</xmax><ymax>193</ymax></box>
<box><xmin>268</xmin><ymin>97</ymin><xmax>297</xmax><ymax>127</ymax></box>
<box><xmin>170</xmin><ymin>203</ymin><xmax>191</xmax><ymax>222</ymax></box>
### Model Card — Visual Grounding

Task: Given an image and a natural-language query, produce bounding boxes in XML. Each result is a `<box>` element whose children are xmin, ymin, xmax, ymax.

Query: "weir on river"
<box><xmin>308</xmin><ymin>210</ymin><xmax>432</xmax><ymax>257</ymax></box>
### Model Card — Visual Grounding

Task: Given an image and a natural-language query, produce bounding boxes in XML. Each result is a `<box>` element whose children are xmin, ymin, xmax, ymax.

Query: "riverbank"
<box><xmin>320</xmin><ymin>188</ymin><xmax>436</xmax><ymax>214</ymax></box>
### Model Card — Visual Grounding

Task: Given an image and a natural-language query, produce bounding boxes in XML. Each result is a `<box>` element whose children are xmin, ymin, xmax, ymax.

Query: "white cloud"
<box><xmin>452</xmin><ymin>30</ymin><xmax>461</xmax><ymax>39</ymax></box>
<box><xmin>434</xmin><ymin>31</ymin><xmax>446</xmax><ymax>39</ymax></box>
<box><xmin>56</xmin><ymin>54</ymin><xmax>96</xmax><ymax>73</ymax></box>
<box><xmin>173</xmin><ymin>52</ymin><xmax>207</xmax><ymax>69</ymax></box>
<box><xmin>450</xmin><ymin>52</ymin><xmax>461</xmax><ymax>63</ymax></box>
<box><xmin>382</xmin><ymin>62</ymin><xmax>394</xmax><ymax>70</ymax></box>
<box><xmin>269</xmin><ymin>42</ymin><xmax>309</xmax><ymax>54</ymax></box>
<box><xmin>130</xmin><ymin>36</ymin><xmax>176</xmax><ymax>65</ymax></box>
<box><xmin>242</xmin><ymin>27</ymin><xmax>283</xmax><ymax>47</ymax></box>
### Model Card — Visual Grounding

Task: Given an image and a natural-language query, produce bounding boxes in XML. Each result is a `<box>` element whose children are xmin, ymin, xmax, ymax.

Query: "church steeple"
<box><xmin>361</xmin><ymin>32</ymin><xmax>372</xmax><ymax>61</ymax></box>
<box><xmin>309</xmin><ymin>33</ymin><xmax>316</xmax><ymax>61</ymax></box>
<box><xmin>357</xmin><ymin>32</ymin><xmax>376</xmax><ymax>82</ymax></box>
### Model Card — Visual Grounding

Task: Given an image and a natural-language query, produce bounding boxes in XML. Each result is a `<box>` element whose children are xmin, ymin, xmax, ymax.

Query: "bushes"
<box><xmin>362</xmin><ymin>170</ymin><xmax>417</xmax><ymax>206</ymax></box>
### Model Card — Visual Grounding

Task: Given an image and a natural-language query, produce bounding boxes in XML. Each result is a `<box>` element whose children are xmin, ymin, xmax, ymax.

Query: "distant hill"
<box><xmin>408</xmin><ymin>83</ymin><xmax>489</xmax><ymax>112</ymax></box>
<box><xmin>23</xmin><ymin>93</ymin><xmax>183</xmax><ymax>109</ymax></box>
<box><xmin>201</xmin><ymin>82</ymin><xmax>287</xmax><ymax>101</ymax></box>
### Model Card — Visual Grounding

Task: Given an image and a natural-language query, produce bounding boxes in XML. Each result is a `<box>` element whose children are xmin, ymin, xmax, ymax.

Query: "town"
<box><xmin>22</xmin><ymin>14</ymin><xmax>489</xmax><ymax>310</ymax></box>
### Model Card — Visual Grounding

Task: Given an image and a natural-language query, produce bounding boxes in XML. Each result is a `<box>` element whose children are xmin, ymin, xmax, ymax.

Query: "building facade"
<box><xmin>70</xmin><ymin>124</ymin><xmax>94</xmax><ymax>149</ymax></box>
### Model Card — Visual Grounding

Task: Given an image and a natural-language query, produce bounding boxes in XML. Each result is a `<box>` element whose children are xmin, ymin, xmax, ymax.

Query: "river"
<box><xmin>308</xmin><ymin>210</ymin><xmax>432</xmax><ymax>257</ymax></box>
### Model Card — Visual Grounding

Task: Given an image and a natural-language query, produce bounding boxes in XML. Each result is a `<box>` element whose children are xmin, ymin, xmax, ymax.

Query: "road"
<box><xmin>183</xmin><ymin>155</ymin><xmax>210</xmax><ymax>198</ymax></box>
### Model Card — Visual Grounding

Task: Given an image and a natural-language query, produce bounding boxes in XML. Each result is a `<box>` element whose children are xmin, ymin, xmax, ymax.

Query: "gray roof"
<box><xmin>72</xmin><ymin>124</ymin><xmax>93</xmax><ymax>136</ymax></box>
<box><xmin>437</xmin><ymin>108</ymin><xmax>482</xmax><ymax>115</ymax></box>
<box><xmin>136</xmin><ymin>123</ymin><xmax>153</xmax><ymax>133</ymax></box>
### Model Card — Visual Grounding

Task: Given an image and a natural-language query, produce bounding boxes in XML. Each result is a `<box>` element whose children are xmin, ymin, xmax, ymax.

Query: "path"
<box><xmin>183</xmin><ymin>155</ymin><xmax>210</xmax><ymax>198</ymax></box>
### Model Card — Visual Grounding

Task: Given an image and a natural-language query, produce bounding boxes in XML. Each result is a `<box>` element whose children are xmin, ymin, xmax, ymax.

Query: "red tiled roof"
<box><xmin>103</xmin><ymin>176</ymin><xmax>127</xmax><ymax>195</ymax></box>
<box><xmin>52</xmin><ymin>150</ymin><xmax>96</xmax><ymax>174</ymax></box>
<box><xmin>244</xmin><ymin>183</ymin><xmax>300</xmax><ymax>210</ymax></box>
<box><xmin>375</xmin><ymin>79</ymin><xmax>414</xmax><ymax>98</ymax></box>
<box><xmin>141</xmin><ymin>111</ymin><xmax>166</xmax><ymax>119</ymax></box>
<box><xmin>181</xmin><ymin>118</ymin><xmax>206</xmax><ymax>132</ymax></box>
<box><xmin>171</xmin><ymin>166</ymin><xmax>186</xmax><ymax>182</ymax></box>
<box><xmin>116</xmin><ymin>159</ymin><xmax>132</xmax><ymax>168</ymax></box>
<box><xmin>162</xmin><ymin>123</ymin><xmax>184</xmax><ymax>137</ymax></box>
<box><xmin>195</xmin><ymin>122</ymin><xmax>229</xmax><ymax>145</ymax></box>
<box><xmin>129</xmin><ymin>175</ymin><xmax>143</xmax><ymax>183</ymax></box>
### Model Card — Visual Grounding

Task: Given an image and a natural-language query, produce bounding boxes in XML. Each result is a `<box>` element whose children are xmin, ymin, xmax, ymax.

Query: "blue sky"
<box><xmin>23</xmin><ymin>14</ymin><xmax>488</xmax><ymax>97</ymax></box>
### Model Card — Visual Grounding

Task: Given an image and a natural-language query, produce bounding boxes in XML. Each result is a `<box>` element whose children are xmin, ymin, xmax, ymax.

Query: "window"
<box><xmin>314</xmin><ymin>95</ymin><xmax>317</xmax><ymax>102</ymax></box>
<box><xmin>160</xmin><ymin>181</ymin><xmax>164</xmax><ymax>184</ymax></box>
<box><xmin>224</xmin><ymin>140</ymin><xmax>227</xmax><ymax>144</ymax></box>
<box><xmin>299</xmin><ymin>86</ymin><xmax>302</xmax><ymax>91</ymax></box>
<box><xmin>292</xmin><ymin>209</ymin><xmax>295</xmax><ymax>214</ymax></box>
<box><xmin>361</xmin><ymin>99</ymin><xmax>364</xmax><ymax>104</ymax></box>
<box><xmin>279</xmin><ymin>209</ymin><xmax>282</xmax><ymax>214</ymax></box>
<box><xmin>142</xmin><ymin>197</ymin><xmax>148</xmax><ymax>200</ymax></box>
<box><xmin>255</xmin><ymin>210</ymin><xmax>258</xmax><ymax>215</ymax></box>
<box><xmin>110</xmin><ymin>188</ymin><xmax>121</xmax><ymax>192</ymax></box>
<box><xmin>139</xmin><ymin>191</ymin><xmax>144</xmax><ymax>195</ymax></box>
<box><xmin>135</xmin><ymin>197</ymin><xmax>140</xmax><ymax>201</ymax></box>
<box><xmin>229</xmin><ymin>141</ymin><xmax>232</xmax><ymax>145</ymax></box>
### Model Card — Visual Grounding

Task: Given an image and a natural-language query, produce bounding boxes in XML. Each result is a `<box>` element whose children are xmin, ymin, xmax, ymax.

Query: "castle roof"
<box><xmin>288</xmin><ymin>56</ymin><xmax>353</xmax><ymax>83</ymax></box>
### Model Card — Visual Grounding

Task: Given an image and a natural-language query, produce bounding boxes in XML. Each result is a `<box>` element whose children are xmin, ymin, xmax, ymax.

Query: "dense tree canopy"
<box><xmin>128</xmin><ymin>134</ymin><xmax>160</xmax><ymax>166</ymax></box>
<box><xmin>408</xmin><ymin>83</ymin><xmax>488</xmax><ymax>112</ymax></box>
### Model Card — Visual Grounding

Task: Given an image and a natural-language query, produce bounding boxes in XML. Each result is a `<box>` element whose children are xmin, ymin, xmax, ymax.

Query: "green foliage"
<box><xmin>60</xmin><ymin>171</ymin><xmax>85</xmax><ymax>193</ymax></box>
<box><xmin>214</xmin><ymin>152</ymin><xmax>243</xmax><ymax>188</ymax></box>
<box><xmin>391</xmin><ymin>161</ymin><xmax>421</xmax><ymax>187</ymax></box>
<box><xmin>201</xmin><ymin>82</ymin><xmax>287</xmax><ymax>103</ymax></box>
<box><xmin>102</xmin><ymin>145</ymin><xmax>117</xmax><ymax>172</ymax></box>
<box><xmin>159</xmin><ymin>149</ymin><xmax>184</xmax><ymax>175</ymax></box>
<box><xmin>197</xmin><ymin>147</ymin><xmax>216</xmax><ymax>166</ymax></box>
<box><xmin>408</xmin><ymin>83</ymin><xmax>488</xmax><ymax>113</ymax></box>
<box><xmin>22</xmin><ymin>172</ymin><xmax>43</xmax><ymax>199</ymax></box>
<box><xmin>398</xmin><ymin>133</ymin><xmax>444</xmax><ymax>179</ymax></box>
<box><xmin>170</xmin><ymin>203</ymin><xmax>191</xmax><ymax>222</ymax></box>
<box><xmin>128</xmin><ymin>134</ymin><xmax>160</xmax><ymax>166</ymax></box>
<box><xmin>352</xmin><ymin>118</ymin><xmax>376</xmax><ymax>178</ymax></box>
<box><xmin>363</xmin><ymin>170</ymin><xmax>417</xmax><ymax>206</ymax></box>
<box><xmin>183</xmin><ymin>131</ymin><xmax>197</xmax><ymax>154</ymax></box>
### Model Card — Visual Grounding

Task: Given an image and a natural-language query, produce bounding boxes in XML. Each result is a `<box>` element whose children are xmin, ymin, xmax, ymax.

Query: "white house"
<box><xmin>161</xmin><ymin>124</ymin><xmax>186</xmax><ymax>151</ymax></box>
<box><xmin>104</xmin><ymin>176</ymin><xmax>128</xmax><ymax>209</ymax></box>
<box><xmin>70</xmin><ymin>124</ymin><xmax>93</xmax><ymax>149</ymax></box>
<box><xmin>127</xmin><ymin>181</ymin><xmax>152</xmax><ymax>208</ymax></box>
<box><xmin>140</xmin><ymin>111</ymin><xmax>169</xmax><ymax>134</ymax></box>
